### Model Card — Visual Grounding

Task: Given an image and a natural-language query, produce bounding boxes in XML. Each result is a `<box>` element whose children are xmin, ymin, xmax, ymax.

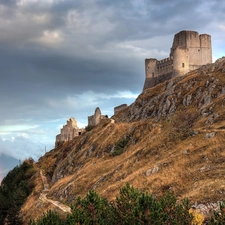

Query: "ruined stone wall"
<box><xmin>88</xmin><ymin>107</ymin><xmax>107</xmax><ymax>126</ymax></box>
<box><xmin>55</xmin><ymin>117</ymin><xmax>83</xmax><ymax>146</ymax></box>
<box><xmin>114</xmin><ymin>104</ymin><xmax>128</xmax><ymax>115</ymax></box>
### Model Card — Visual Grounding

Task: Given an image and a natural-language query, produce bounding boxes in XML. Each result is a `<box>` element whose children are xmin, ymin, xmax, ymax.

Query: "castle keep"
<box><xmin>143</xmin><ymin>30</ymin><xmax>212</xmax><ymax>90</ymax></box>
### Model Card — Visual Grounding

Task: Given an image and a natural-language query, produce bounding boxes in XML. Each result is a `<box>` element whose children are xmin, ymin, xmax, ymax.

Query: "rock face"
<box><xmin>118</xmin><ymin>57</ymin><xmax>225</xmax><ymax>123</ymax></box>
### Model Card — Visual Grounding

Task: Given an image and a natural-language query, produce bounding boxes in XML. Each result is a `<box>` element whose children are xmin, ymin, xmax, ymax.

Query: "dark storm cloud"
<box><xmin>0</xmin><ymin>0</ymin><xmax>223</xmax><ymax>108</ymax></box>
<box><xmin>0</xmin><ymin>41</ymin><xmax>142</xmax><ymax>124</ymax></box>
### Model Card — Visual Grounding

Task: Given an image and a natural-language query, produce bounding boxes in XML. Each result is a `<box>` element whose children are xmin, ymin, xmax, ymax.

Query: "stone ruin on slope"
<box><xmin>88</xmin><ymin>107</ymin><xmax>108</xmax><ymax>126</ymax></box>
<box><xmin>55</xmin><ymin>117</ymin><xmax>84</xmax><ymax>146</ymax></box>
<box><xmin>55</xmin><ymin>107</ymin><xmax>109</xmax><ymax>146</ymax></box>
<box><xmin>114</xmin><ymin>104</ymin><xmax>128</xmax><ymax>115</ymax></box>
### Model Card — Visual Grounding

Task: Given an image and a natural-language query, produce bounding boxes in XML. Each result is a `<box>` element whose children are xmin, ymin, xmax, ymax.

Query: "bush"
<box><xmin>30</xmin><ymin>183</ymin><xmax>194</xmax><ymax>225</ymax></box>
<box><xmin>112</xmin><ymin>183</ymin><xmax>192</xmax><ymax>225</ymax></box>
<box><xmin>66</xmin><ymin>190</ymin><xmax>110</xmax><ymax>225</ymax></box>
<box><xmin>207</xmin><ymin>202</ymin><xmax>225</xmax><ymax>224</ymax></box>
<box><xmin>111</xmin><ymin>136</ymin><xmax>130</xmax><ymax>156</ymax></box>
<box><xmin>29</xmin><ymin>210</ymin><xmax>64</xmax><ymax>225</ymax></box>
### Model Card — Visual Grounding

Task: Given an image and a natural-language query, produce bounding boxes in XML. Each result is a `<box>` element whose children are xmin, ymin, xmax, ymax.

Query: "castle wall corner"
<box><xmin>145</xmin><ymin>58</ymin><xmax>158</xmax><ymax>79</ymax></box>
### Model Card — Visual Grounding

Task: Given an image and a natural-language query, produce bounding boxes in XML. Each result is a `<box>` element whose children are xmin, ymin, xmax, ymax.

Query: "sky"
<box><xmin>0</xmin><ymin>0</ymin><xmax>224</xmax><ymax>176</ymax></box>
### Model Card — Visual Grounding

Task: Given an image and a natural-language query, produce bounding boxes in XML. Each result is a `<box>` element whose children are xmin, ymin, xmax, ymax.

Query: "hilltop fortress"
<box><xmin>56</xmin><ymin>30</ymin><xmax>213</xmax><ymax>145</ymax></box>
<box><xmin>143</xmin><ymin>30</ymin><xmax>212</xmax><ymax>90</ymax></box>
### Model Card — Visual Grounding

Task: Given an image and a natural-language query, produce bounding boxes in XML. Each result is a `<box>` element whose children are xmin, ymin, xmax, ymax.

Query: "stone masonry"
<box><xmin>55</xmin><ymin>117</ymin><xmax>84</xmax><ymax>146</ymax></box>
<box><xmin>88</xmin><ymin>107</ymin><xmax>108</xmax><ymax>126</ymax></box>
<box><xmin>143</xmin><ymin>30</ymin><xmax>212</xmax><ymax>90</ymax></box>
<box><xmin>114</xmin><ymin>104</ymin><xmax>128</xmax><ymax>115</ymax></box>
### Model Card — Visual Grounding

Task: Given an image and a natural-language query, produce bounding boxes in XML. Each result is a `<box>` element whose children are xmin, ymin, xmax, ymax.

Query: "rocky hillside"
<box><xmin>20</xmin><ymin>57</ymin><xmax>225</xmax><ymax>224</ymax></box>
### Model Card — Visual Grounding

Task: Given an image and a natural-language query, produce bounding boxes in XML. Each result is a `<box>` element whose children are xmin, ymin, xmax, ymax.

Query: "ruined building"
<box><xmin>55</xmin><ymin>117</ymin><xmax>84</xmax><ymax>145</ymax></box>
<box><xmin>143</xmin><ymin>30</ymin><xmax>212</xmax><ymax>90</ymax></box>
<box><xmin>114</xmin><ymin>104</ymin><xmax>128</xmax><ymax>115</ymax></box>
<box><xmin>88</xmin><ymin>107</ymin><xmax>108</xmax><ymax>126</ymax></box>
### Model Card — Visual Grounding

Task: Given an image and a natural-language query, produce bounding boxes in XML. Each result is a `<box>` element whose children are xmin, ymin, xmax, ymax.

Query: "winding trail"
<box><xmin>39</xmin><ymin>170</ymin><xmax>71</xmax><ymax>213</ymax></box>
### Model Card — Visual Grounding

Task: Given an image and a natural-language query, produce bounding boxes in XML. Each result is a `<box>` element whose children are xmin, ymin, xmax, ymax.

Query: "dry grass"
<box><xmin>21</xmin><ymin>59</ymin><xmax>225</xmax><ymax>222</ymax></box>
<box><xmin>44</xmin><ymin>114</ymin><xmax>225</xmax><ymax>203</ymax></box>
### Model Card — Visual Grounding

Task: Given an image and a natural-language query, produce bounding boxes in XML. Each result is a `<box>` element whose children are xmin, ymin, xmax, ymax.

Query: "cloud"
<box><xmin>0</xmin><ymin>135</ymin><xmax>46</xmax><ymax>160</ymax></box>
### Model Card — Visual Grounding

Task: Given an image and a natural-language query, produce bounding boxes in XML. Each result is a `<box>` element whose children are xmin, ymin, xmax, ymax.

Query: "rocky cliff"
<box><xmin>20</xmin><ymin>57</ymin><xmax>225</xmax><ymax>223</ymax></box>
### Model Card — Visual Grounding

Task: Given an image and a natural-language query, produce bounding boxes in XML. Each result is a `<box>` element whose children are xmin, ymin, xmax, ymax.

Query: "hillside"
<box><xmin>20</xmin><ymin>57</ymin><xmax>225</xmax><ymax>223</ymax></box>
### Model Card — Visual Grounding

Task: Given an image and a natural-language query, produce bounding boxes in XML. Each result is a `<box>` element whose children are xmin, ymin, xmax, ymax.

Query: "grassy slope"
<box><xmin>21</xmin><ymin>58</ymin><xmax>225</xmax><ymax>223</ymax></box>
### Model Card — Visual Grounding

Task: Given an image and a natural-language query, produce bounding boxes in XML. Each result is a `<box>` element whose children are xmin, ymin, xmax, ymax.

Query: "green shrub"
<box><xmin>28</xmin><ymin>183</ymin><xmax>194</xmax><ymax>225</ymax></box>
<box><xmin>111</xmin><ymin>136</ymin><xmax>130</xmax><ymax>156</ymax></box>
<box><xmin>66</xmin><ymin>190</ymin><xmax>110</xmax><ymax>225</ymax></box>
<box><xmin>29</xmin><ymin>210</ymin><xmax>64</xmax><ymax>225</ymax></box>
<box><xmin>112</xmin><ymin>183</ymin><xmax>192</xmax><ymax>225</ymax></box>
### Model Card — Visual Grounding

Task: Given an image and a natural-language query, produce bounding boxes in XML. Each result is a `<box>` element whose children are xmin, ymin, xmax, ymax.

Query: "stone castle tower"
<box><xmin>143</xmin><ymin>30</ymin><xmax>212</xmax><ymax>90</ymax></box>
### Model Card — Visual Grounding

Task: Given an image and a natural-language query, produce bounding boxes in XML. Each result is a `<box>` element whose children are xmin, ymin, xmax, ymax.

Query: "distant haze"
<box><xmin>0</xmin><ymin>154</ymin><xmax>19</xmax><ymax>183</ymax></box>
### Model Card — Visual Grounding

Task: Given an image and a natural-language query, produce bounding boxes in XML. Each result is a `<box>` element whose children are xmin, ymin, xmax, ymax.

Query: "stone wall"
<box><xmin>143</xmin><ymin>72</ymin><xmax>173</xmax><ymax>90</ymax></box>
<box><xmin>144</xmin><ymin>30</ymin><xmax>212</xmax><ymax>90</ymax></box>
<box><xmin>114</xmin><ymin>104</ymin><xmax>128</xmax><ymax>115</ymax></box>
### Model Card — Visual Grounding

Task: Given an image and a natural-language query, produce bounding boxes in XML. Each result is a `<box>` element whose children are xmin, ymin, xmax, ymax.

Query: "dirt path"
<box><xmin>39</xmin><ymin>170</ymin><xmax>71</xmax><ymax>213</ymax></box>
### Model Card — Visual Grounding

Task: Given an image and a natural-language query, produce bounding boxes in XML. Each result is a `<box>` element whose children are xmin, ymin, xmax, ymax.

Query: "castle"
<box><xmin>143</xmin><ymin>30</ymin><xmax>212</xmax><ymax>90</ymax></box>
<box><xmin>55</xmin><ymin>31</ymin><xmax>211</xmax><ymax>145</ymax></box>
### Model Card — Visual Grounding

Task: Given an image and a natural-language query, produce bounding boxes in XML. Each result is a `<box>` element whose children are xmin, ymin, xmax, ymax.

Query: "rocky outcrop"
<box><xmin>117</xmin><ymin>57</ymin><xmax>225</xmax><ymax>123</ymax></box>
